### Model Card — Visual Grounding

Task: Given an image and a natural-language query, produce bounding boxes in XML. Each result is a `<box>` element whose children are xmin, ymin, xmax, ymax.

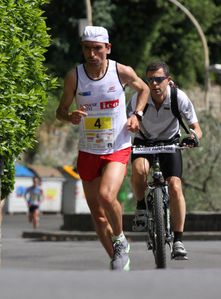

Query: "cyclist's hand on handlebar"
<box><xmin>180</xmin><ymin>136</ymin><xmax>199</xmax><ymax>148</ymax></box>
<box><xmin>181</xmin><ymin>128</ymin><xmax>200</xmax><ymax>147</ymax></box>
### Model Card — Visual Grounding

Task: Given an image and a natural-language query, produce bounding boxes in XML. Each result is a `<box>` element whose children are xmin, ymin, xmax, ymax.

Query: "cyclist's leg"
<box><xmin>131</xmin><ymin>137</ymin><xmax>151</xmax><ymax>205</ymax></box>
<box><xmin>131</xmin><ymin>156</ymin><xmax>151</xmax><ymax>231</ymax></box>
<box><xmin>160</xmin><ymin>151</ymin><xmax>185</xmax><ymax>233</ymax></box>
<box><xmin>167</xmin><ymin>177</ymin><xmax>188</xmax><ymax>258</ymax></box>
<box><xmin>167</xmin><ymin>176</ymin><xmax>186</xmax><ymax>233</ymax></box>
<box><xmin>131</xmin><ymin>157</ymin><xmax>150</xmax><ymax>201</ymax></box>
<box><xmin>161</xmin><ymin>152</ymin><xmax>188</xmax><ymax>258</ymax></box>
<box><xmin>168</xmin><ymin>177</ymin><xmax>188</xmax><ymax>260</ymax></box>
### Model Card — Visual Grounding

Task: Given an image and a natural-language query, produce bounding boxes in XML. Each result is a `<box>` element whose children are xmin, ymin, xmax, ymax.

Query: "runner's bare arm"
<box><xmin>117</xmin><ymin>63</ymin><xmax>149</xmax><ymax>132</ymax></box>
<box><xmin>56</xmin><ymin>69</ymin><xmax>87</xmax><ymax>125</ymax></box>
<box><xmin>117</xmin><ymin>63</ymin><xmax>149</xmax><ymax>110</ymax></box>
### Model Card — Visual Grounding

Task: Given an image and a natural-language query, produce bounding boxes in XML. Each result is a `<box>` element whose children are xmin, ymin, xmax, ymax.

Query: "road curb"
<box><xmin>22</xmin><ymin>230</ymin><xmax>221</xmax><ymax>242</ymax></box>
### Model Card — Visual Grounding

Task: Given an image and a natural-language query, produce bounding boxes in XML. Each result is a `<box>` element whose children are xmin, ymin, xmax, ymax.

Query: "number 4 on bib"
<box><xmin>94</xmin><ymin>118</ymin><xmax>101</xmax><ymax>129</ymax></box>
<box><xmin>84</xmin><ymin>117</ymin><xmax>112</xmax><ymax>130</ymax></box>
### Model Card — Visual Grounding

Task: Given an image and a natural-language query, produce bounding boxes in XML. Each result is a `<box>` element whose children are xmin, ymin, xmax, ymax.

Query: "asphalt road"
<box><xmin>1</xmin><ymin>214</ymin><xmax>221</xmax><ymax>299</ymax></box>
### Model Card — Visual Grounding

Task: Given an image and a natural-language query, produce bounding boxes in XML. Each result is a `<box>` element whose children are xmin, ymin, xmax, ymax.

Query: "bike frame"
<box><xmin>133</xmin><ymin>144</ymin><xmax>187</xmax><ymax>269</ymax></box>
<box><xmin>145</xmin><ymin>153</ymin><xmax>173</xmax><ymax>268</ymax></box>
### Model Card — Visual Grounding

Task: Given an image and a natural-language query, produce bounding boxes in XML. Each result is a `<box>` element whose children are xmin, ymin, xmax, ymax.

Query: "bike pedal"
<box><xmin>147</xmin><ymin>243</ymin><xmax>153</xmax><ymax>250</ymax></box>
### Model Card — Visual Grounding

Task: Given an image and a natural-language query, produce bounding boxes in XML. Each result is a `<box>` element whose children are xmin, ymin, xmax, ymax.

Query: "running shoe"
<box><xmin>110</xmin><ymin>239</ymin><xmax>130</xmax><ymax>271</ymax></box>
<box><xmin>132</xmin><ymin>209</ymin><xmax>148</xmax><ymax>232</ymax></box>
<box><xmin>172</xmin><ymin>241</ymin><xmax>188</xmax><ymax>260</ymax></box>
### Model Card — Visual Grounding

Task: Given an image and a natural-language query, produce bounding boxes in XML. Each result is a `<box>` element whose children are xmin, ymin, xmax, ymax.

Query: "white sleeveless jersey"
<box><xmin>75</xmin><ymin>59</ymin><xmax>131</xmax><ymax>154</ymax></box>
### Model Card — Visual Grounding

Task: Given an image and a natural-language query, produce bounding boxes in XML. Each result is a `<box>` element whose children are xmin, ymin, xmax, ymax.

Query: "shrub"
<box><xmin>0</xmin><ymin>0</ymin><xmax>56</xmax><ymax>198</ymax></box>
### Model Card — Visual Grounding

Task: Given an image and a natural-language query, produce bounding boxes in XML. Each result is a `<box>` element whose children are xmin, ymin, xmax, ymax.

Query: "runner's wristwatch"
<box><xmin>133</xmin><ymin>110</ymin><xmax>143</xmax><ymax>121</ymax></box>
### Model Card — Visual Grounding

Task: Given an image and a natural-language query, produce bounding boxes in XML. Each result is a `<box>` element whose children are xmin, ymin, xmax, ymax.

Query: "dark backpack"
<box><xmin>142</xmin><ymin>85</ymin><xmax>189</xmax><ymax>134</ymax></box>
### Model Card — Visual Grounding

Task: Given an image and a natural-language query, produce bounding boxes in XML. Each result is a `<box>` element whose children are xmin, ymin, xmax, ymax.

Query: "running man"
<box><xmin>56</xmin><ymin>26</ymin><xmax>149</xmax><ymax>270</ymax></box>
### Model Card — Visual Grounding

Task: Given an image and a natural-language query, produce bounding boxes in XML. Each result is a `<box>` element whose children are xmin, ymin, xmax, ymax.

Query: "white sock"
<box><xmin>112</xmin><ymin>232</ymin><xmax>125</xmax><ymax>243</ymax></box>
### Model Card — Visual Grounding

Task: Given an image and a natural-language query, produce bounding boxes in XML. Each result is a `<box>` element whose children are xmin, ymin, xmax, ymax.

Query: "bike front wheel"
<box><xmin>153</xmin><ymin>187</ymin><xmax>166</xmax><ymax>269</ymax></box>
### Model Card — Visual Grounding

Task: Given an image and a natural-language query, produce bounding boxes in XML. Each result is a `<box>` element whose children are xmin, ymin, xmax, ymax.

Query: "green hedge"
<box><xmin>0</xmin><ymin>0</ymin><xmax>56</xmax><ymax>199</ymax></box>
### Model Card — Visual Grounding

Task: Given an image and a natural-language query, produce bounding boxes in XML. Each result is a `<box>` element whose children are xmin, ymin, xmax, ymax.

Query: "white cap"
<box><xmin>81</xmin><ymin>26</ymin><xmax>109</xmax><ymax>43</ymax></box>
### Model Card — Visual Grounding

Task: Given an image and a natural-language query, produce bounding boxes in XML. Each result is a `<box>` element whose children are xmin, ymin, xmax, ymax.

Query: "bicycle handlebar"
<box><xmin>132</xmin><ymin>144</ymin><xmax>188</xmax><ymax>154</ymax></box>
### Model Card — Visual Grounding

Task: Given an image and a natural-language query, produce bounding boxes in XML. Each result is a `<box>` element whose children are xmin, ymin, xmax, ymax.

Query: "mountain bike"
<box><xmin>133</xmin><ymin>143</ymin><xmax>188</xmax><ymax>269</ymax></box>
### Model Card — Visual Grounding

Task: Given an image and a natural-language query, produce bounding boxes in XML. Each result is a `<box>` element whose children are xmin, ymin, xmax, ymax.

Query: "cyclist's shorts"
<box><xmin>77</xmin><ymin>147</ymin><xmax>131</xmax><ymax>181</ymax></box>
<box><xmin>131</xmin><ymin>141</ymin><xmax>182</xmax><ymax>179</ymax></box>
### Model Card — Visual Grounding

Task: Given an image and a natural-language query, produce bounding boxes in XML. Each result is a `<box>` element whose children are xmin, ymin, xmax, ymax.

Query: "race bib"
<box><xmin>84</xmin><ymin>117</ymin><xmax>112</xmax><ymax>130</ymax></box>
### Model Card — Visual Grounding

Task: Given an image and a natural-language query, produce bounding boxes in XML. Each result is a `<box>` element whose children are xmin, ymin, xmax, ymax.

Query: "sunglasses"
<box><xmin>146</xmin><ymin>76</ymin><xmax>168</xmax><ymax>84</ymax></box>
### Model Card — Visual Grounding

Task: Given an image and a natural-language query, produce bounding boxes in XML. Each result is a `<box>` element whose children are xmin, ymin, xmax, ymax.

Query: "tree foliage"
<box><xmin>19</xmin><ymin>0</ymin><xmax>221</xmax><ymax>212</ymax></box>
<box><xmin>0</xmin><ymin>0</ymin><xmax>56</xmax><ymax>198</ymax></box>
<box><xmin>44</xmin><ymin>0</ymin><xmax>221</xmax><ymax>88</ymax></box>
<box><xmin>119</xmin><ymin>112</ymin><xmax>221</xmax><ymax>212</ymax></box>
<box><xmin>43</xmin><ymin>0</ymin><xmax>85</xmax><ymax>76</ymax></box>
<box><xmin>182</xmin><ymin>112</ymin><xmax>221</xmax><ymax>211</ymax></box>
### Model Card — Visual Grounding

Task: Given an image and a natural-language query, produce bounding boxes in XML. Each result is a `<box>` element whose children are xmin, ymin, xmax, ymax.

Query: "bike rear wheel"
<box><xmin>153</xmin><ymin>187</ymin><xmax>166</xmax><ymax>269</ymax></box>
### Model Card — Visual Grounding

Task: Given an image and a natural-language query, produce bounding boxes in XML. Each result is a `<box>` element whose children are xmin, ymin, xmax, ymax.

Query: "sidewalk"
<box><xmin>22</xmin><ymin>229</ymin><xmax>221</xmax><ymax>242</ymax></box>
<box><xmin>23</xmin><ymin>213</ymin><xmax>221</xmax><ymax>242</ymax></box>
<box><xmin>3</xmin><ymin>213</ymin><xmax>221</xmax><ymax>242</ymax></box>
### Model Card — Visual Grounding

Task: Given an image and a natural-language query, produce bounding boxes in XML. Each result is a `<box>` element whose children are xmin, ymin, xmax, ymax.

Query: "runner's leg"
<box><xmin>98</xmin><ymin>161</ymin><xmax>126</xmax><ymax>237</ymax></box>
<box><xmin>83</xmin><ymin>177</ymin><xmax>114</xmax><ymax>258</ymax></box>
<box><xmin>32</xmin><ymin>209</ymin><xmax>39</xmax><ymax>229</ymax></box>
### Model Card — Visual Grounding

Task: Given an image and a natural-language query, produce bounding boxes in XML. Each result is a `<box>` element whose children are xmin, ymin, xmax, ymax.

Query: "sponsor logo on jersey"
<box><xmin>107</xmin><ymin>86</ymin><xmax>116</xmax><ymax>93</ymax></box>
<box><xmin>100</xmin><ymin>99</ymin><xmax>119</xmax><ymax>109</ymax></box>
<box><xmin>78</xmin><ymin>91</ymin><xmax>91</xmax><ymax>96</ymax></box>
<box><xmin>83</xmin><ymin>103</ymin><xmax>97</xmax><ymax>111</ymax></box>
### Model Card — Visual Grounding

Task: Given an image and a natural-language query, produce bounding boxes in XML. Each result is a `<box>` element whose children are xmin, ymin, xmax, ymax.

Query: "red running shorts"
<box><xmin>77</xmin><ymin>147</ymin><xmax>131</xmax><ymax>181</ymax></box>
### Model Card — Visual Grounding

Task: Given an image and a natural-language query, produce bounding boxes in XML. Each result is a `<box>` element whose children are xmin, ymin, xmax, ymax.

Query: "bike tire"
<box><xmin>153</xmin><ymin>187</ymin><xmax>166</xmax><ymax>269</ymax></box>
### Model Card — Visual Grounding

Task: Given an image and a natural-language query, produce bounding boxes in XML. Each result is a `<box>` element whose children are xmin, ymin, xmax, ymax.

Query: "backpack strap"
<box><xmin>143</xmin><ymin>102</ymin><xmax>149</xmax><ymax>114</ymax></box>
<box><xmin>170</xmin><ymin>86</ymin><xmax>189</xmax><ymax>134</ymax></box>
<box><xmin>138</xmin><ymin>86</ymin><xmax>189</xmax><ymax>139</ymax></box>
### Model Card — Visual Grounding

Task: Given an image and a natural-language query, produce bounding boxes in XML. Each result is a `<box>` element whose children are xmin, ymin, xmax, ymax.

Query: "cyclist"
<box><xmin>128</xmin><ymin>61</ymin><xmax>202</xmax><ymax>259</ymax></box>
<box><xmin>56</xmin><ymin>26</ymin><xmax>149</xmax><ymax>270</ymax></box>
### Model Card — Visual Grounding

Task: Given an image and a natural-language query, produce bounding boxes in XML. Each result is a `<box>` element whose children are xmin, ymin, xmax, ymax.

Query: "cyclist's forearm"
<box><xmin>189</xmin><ymin>123</ymin><xmax>202</xmax><ymax>139</ymax></box>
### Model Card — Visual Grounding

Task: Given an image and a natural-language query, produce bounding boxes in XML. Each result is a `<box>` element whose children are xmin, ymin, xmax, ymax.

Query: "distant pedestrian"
<box><xmin>25</xmin><ymin>176</ymin><xmax>43</xmax><ymax>229</ymax></box>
